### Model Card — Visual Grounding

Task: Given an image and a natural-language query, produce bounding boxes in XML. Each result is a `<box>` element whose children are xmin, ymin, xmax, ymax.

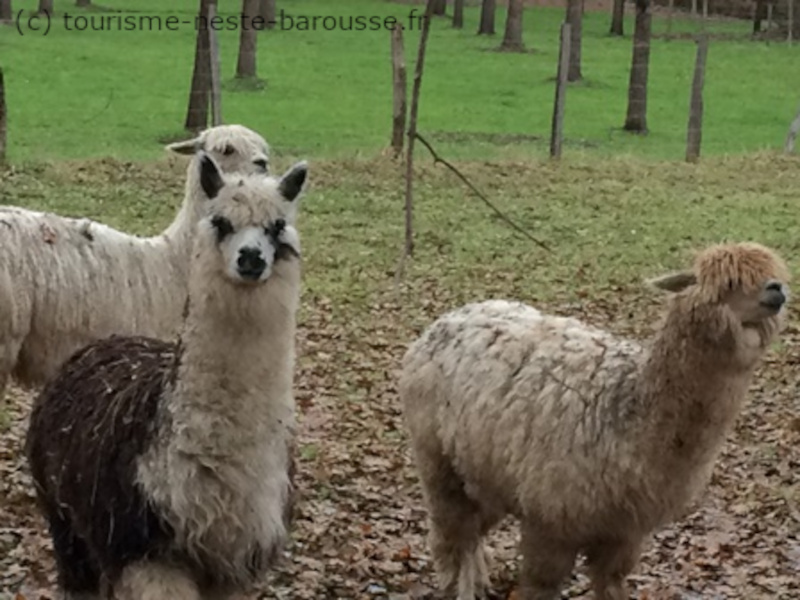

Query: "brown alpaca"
<box><xmin>400</xmin><ymin>242</ymin><xmax>790</xmax><ymax>600</ymax></box>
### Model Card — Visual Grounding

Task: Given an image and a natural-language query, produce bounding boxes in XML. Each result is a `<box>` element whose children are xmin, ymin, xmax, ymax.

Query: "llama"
<box><xmin>0</xmin><ymin>124</ymin><xmax>269</xmax><ymax>400</ymax></box>
<box><xmin>399</xmin><ymin>242</ymin><xmax>790</xmax><ymax>600</ymax></box>
<box><xmin>25</xmin><ymin>151</ymin><xmax>307</xmax><ymax>600</ymax></box>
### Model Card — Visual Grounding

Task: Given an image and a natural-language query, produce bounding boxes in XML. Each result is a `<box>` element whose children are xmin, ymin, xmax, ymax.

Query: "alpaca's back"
<box><xmin>26</xmin><ymin>335</ymin><xmax>175</xmax><ymax>590</ymax></box>
<box><xmin>401</xmin><ymin>300</ymin><xmax>645</xmax><ymax>536</ymax></box>
<box><xmin>0</xmin><ymin>210</ymin><xmax>188</xmax><ymax>387</ymax></box>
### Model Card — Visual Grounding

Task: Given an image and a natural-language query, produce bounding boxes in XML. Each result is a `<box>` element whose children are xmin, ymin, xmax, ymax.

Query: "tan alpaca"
<box><xmin>0</xmin><ymin>124</ymin><xmax>269</xmax><ymax>399</ymax></box>
<box><xmin>25</xmin><ymin>151</ymin><xmax>307</xmax><ymax>600</ymax></box>
<box><xmin>400</xmin><ymin>242</ymin><xmax>790</xmax><ymax>600</ymax></box>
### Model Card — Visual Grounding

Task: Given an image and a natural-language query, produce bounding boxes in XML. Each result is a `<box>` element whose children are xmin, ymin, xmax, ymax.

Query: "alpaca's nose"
<box><xmin>237</xmin><ymin>247</ymin><xmax>266</xmax><ymax>280</ymax></box>
<box><xmin>762</xmin><ymin>280</ymin><xmax>786</xmax><ymax>309</ymax></box>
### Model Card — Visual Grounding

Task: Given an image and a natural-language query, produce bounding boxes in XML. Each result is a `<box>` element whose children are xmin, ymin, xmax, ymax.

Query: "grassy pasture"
<box><xmin>0</xmin><ymin>0</ymin><xmax>797</xmax><ymax>163</ymax></box>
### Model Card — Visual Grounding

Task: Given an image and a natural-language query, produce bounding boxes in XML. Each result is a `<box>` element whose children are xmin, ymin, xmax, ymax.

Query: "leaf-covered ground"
<box><xmin>1</xmin><ymin>153</ymin><xmax>800</xmax><ymax>599</ymax></box>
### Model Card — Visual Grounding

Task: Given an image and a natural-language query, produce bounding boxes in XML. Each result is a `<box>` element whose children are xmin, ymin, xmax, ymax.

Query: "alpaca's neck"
<box><xmin>167</xmin><ymin>265</ymin><xmax>300</xmax><ymax>456</ymax></box>
<box><xmin>631</xmin><ymin>305</ymin><xmax>755</xmax><ymax>500</ymax></box>
<box><xmin>161</xmin><ymin>180</ymin><xmax>204</xmax><ymax>248</ymax></box>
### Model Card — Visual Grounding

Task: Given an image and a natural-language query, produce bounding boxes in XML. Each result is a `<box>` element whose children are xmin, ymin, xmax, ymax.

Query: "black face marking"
<box><xmin>253</xmin><ymin>158</ymin><xmax>268</xmax><ymax>171</ymax></box>
<box><xmin>267</xmin><ymin>218</ymin><xmax>299</xmax><ymax>261</ymax></box>
<box><xmin>211</xmin><ymin>216</ymin><xmax>234</xmax><ymax>242</ymax></box>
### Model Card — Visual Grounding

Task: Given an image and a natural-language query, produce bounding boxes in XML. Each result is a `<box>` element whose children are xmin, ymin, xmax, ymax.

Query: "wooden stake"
<box><xmin>390</xmin><ymin>24</ymin><xmax>407</xmax><ymax>158</ymax></box>
<box><xmin>403</xmin><ymin>0</ymin><xmax>435</xmax><ymax>258</ymax></box>
<box><xmin>686</xmin><ymin>35</ymin><xmax>709</xmax><ymax>162</ymax></box>
<box><xmin>0</xmin><ymin>67</ymin><xmax>6</xmax><ymax>164</ymax></box>
<box><xmin>550</xmin><ymin>23</ymin><xmax>571</xmax><ymax>159</ymax></box>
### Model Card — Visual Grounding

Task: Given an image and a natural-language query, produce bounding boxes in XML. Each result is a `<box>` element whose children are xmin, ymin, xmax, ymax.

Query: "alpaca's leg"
<box><xmin>0</xmin><ymin>337</ymin><xmax>23</xmax><ymax>403</ymax></box>
<box><xmin>114</xmin><ymin>562</ymin><xmax>201</xmax><ymax>600</ymax></box>
<box><xmin>472</xmin><ymin>543</ymin><xmax>491</xmax><ymax>599</ymax></box>
<box><xmin>44</xmin><ymin>507</ymin><xmax>101</xmax><ymax>599</ymax></box>
<box><xmin>517</xmin><ymin>522</ymin><xmax>577</xmax><ymax>600</ymax></box>
<box><xmin>417</xmin><ymin>455</ymin><xmax>487</xmax><ymax>599</ymax></box>
<box><xmin>586</xmin><ymin>538</ymin><xmax>642</xmax><ymax>600</ymax></box>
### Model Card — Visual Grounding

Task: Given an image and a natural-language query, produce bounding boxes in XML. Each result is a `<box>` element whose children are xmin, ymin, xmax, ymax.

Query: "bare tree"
<box><xmin>259</xmin><ymin>0</ymin><xmax>276</xmax><ymax>29</ymax></box>
<box><xmin>390</xmin><ymin>24</ymin><xmax>407</xmax><ymax>157</ymax></box>
<box><xmin>478</xmin><ymin>0</ymin><xmax>496</xmax><ymax>34</ymax></box>
<box><xmin>37</xmin><ymin>0</ymin><xmax>52</xmax><ymax>14</ymax></box>
<box><xmin>453</xmin><ymin>0</ymin><xmax>464</xmax><ymax>28</ymax></box>
<box><xmin>566</xmin><ymin>0</ymin><xmax>583</xmax><ymax>81</ymax></box>
<box><xmin>623</xmin><ymin>0</ymin><xmax>651</xmax><ymax>133</ymax></box>
<box><xmin>432</xmin><ymin>0</ymin><xmax>446</xmax><ymax>15</ymax></box>
<box><xmin>0</xmin><ymin>67</ymin><xmax>6</xmax><ymax>164</ymax></box>
<box><xmin>76</xmin><ymin>0</ymin><xmax>91</xmax><ymax>6</ymax></box>
<box><xmin>0</xmin><ymin>0</ymin><xmax>12</xmax><ymax>21</ymax></box>
<box><xmin>610</xmin><ymin>0</ymin><xmax>625</xmax><ymax>35</ymax></box>
<box><xmin>184</xmin><ymin>0</ymin><xmax>215</xmax><ymax>131</ymax></box>
<box><xmin>236</xmin><ymin>0</ymin><xmax>260</xmax><ymax>79</ymax></box>
<box><xmin>500</xmin><ymin>0</ymin><xmax>525</xmax><ymax>51</ymax></box>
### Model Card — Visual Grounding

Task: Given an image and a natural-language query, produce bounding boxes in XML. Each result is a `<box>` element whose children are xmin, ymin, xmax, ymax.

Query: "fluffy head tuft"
<box><xmin>693</xmin><ymin>242</ymin><xmax>790</xmax><ymax>303</ymax></box>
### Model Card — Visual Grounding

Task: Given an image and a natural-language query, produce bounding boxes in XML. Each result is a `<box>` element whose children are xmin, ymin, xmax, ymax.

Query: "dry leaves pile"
<box><xmin>2</xmin><ymin>282</ymin><xmax>798</xmax><ymax>600</ymax></box>
<box><xmin>1</xmin><ymin>154</ymin><xmax>800</xmax><ymax>599</ymax></box>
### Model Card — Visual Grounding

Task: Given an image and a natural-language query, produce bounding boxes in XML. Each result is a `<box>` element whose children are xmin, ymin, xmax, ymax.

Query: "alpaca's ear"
<box><xmin>278</xmin><ymin>161</ymin><xmax>308</xmax><ymax>202</ymax></box>
<box><xmin>165</xmin><ymin>136</ymin><xmax>200</xmax><ymax>155</ymax></box>
<box><xmin>199</xmin><ymin>152</ymin><xmax>224</xmax><ymax>200</ymax></box>
<box><xmin>647</xmin><ymin>271</ymin><xmax>697</xmax><ymax>293</ymax></box>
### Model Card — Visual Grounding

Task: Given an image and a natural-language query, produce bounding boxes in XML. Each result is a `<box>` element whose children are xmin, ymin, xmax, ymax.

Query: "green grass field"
<box><xmin>0</xmin><ymin>0</ymin><xmax>797</xmax><ymax>163</ymax></box>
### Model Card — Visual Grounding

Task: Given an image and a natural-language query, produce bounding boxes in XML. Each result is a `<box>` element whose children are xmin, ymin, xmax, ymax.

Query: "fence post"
<box><xmin>686</xmin><ymin>35</ymin><xmax>709</xmax><ymax>162</ymax></box>
<box><xmin>550</xmin><ymin>23</ymin><xmax>571</xmax><ymax>159</ymax></box>
<box><xmin>0</xmin><ymin>67</ymin><xmax>6</xmax><ymax>164</ymax></box>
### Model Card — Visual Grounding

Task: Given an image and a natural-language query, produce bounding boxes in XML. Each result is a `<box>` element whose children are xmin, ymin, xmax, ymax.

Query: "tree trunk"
<box><xmin>76</xmin><ymin>0</ymin><xmax>91</xmax><ymax>6</ymax></box>
<box><xmin>453</xmin><ymin>0</ymin><xmax>464</xmax><ymax>28</ymax></box>
<box><xmin>566</xmin><ymin>0</ymin><xmax>583</xmax><ymax>81</ymax></box>
<box><xmin>0</xmin><ymin>0</ymin><xmax>12</xmax><ymax>21</ymax></box>
<box><xmin>259</xmin><ymin>0</ymin><xmax>275</xmax><ymax>29</ymax></box>
<box><xmin>236</xmin><ymin>0</ymin><xmax>259</xmax><ymax>79</ymax></box>
<box><xmin>432</xmin><ymin>0</ymin><xmax>446</xmax><ymax>15</ymax></box>
<box><xmin>623</xmin><ymin>0</ymin><xmax>651</xmax><ymax>133</ymax></box>
<box><xmin>500</xmin><ymin>0</ymin><xmax>525</xmax><ymax>50</ymax></box>
<box><xmin>478</xmin><ymin>0</ymin><xmax>496</xmax><ymax>34</ymax></box>
<box><xmin>38</xmin><ymin>0</ymin><xmax>52</xmax><ymax>14</ymax></box>
<box><xmin>753</xmin><ymin>0</ymin><xmax>765</xmax><ymax>33</ymax></box>
<box><xmin>390</xmin><ymin>25</ymin><xmax>407</xmax><ymax>157</ymax></box>
<box><xmin>184</xmin><ymin>0</ymin><xmax>215</xmax><ymax>131</ymax></box>
<box><xmin>610</xmin><ymin>0</ymin><xmax>625</xmax><ymax>35</ymax></box>
<box><xmin>0</xmin><ymin>67</ymin><xmax>6</xmax><ymax>164</ymax></box>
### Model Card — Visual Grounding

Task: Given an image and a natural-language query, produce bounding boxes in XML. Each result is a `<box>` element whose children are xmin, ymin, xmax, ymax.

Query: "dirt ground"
<box><xmin>1</xmin><ymin>156</ymin><xmax>799</xmax><ymax>599</ymax></box>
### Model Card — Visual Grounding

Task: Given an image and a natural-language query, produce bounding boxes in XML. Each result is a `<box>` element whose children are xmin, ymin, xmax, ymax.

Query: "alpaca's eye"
<box><xmin>222</xmin><ymin>145</ymin><xmax>235</xmax><ymax>156</ymax></box>
<box><xmin>211</xmin><ymin>216</ymin><xmax>234</xmax><ymax>241</ymax></box>
<box><xmin>267</xmin><ymin>219</ymin><xmax>286</xmax><ymax>238</ymax></box>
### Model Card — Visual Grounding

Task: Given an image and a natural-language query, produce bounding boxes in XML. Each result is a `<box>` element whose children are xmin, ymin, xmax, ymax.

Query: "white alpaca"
<box><xmin>25</xmin><ymin>151</ymin><xmax>307</xmax><ymax>600</ymax></box>
<box><xmin>400</xmin><ymin>242</ymin><xmax>790</xmax><ymax>600</ymax></box>
<box><xmin>0</xmin><ymin>124</ymin><xmax>269</xmax><ymax>398</ymax></box>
